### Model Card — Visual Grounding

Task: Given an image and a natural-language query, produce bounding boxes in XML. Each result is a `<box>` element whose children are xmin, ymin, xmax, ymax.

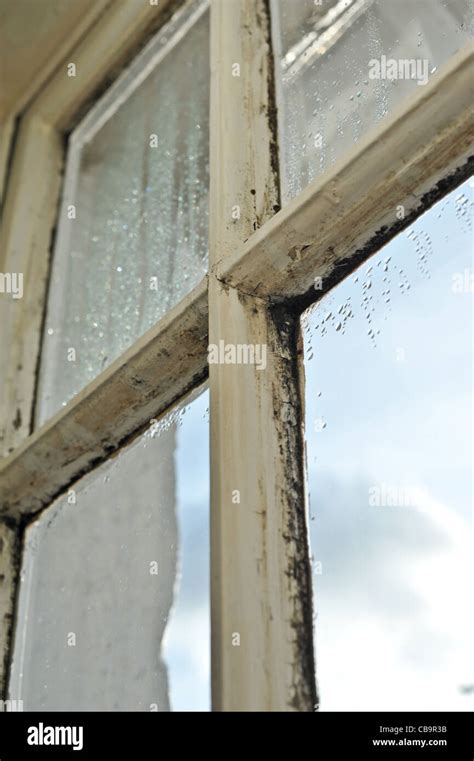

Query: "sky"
<box><xmin>303</xmin><ymin>177</ymin><xmax>473</xmax><ymax>710</ymax></box>
<box><xmin>164</xmin><ymin>390</ymin><xmax>210</xmax><ymax>711</ymax></box>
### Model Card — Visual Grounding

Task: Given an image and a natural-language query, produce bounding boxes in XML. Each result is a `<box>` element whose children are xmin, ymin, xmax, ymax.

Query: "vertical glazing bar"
<box><xmin>209</xmin><ymin>0</ymin><xmax>316</xmax><ymax>711</ymax></box>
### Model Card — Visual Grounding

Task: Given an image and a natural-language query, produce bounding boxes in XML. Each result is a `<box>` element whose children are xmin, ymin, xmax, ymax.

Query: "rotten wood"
<box><xmin>209</xmin><ymin>0</ymin><xmax>316</xmax><ymax>711</ymax></box>
<box><xmin>0</xmin><ymin>280</ymin><xmax>207</xmax><ymax>519</ymax></box>
<box><xmin>216</xmin><ymin>41</ymin><xmax>474</xmax><ymax>307</ymax></box>
<box><xmin>0</xmin><ymin>520</ymin><xmax>20</xmax><ymax>701</ymax></box>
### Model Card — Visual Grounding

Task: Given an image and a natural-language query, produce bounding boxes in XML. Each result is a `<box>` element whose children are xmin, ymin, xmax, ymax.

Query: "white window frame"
<box><xmin>0</xmin><ymin>0</ymin><xmax>472</xmax><ymax>711</ymax></box>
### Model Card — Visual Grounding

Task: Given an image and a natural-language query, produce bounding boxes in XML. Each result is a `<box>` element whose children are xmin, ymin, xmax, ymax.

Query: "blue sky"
<box><xmin>303</xmin><ymin>177</ymin><xmax>473</xmax><ymax>710</ymax></box>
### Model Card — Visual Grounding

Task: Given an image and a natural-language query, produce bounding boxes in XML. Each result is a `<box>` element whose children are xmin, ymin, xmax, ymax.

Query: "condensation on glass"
<box><xmin>8</xmin><ymin>387</ymin><xmax>210</xmax><ymax>711</ymax></box>
<box><xmin>36</xmin><ymin>0</ymin><xmax>210</xmax><ymax>425</ymax></box>
<box><xmin>302</xmin><ymin>177</ymin><xmax>473</xmax><ymax>710</ymax></box>
<box><xmin>272</xmin><ymin>0</ymin><xmax>473</xmax><ymax>201</ymax></box>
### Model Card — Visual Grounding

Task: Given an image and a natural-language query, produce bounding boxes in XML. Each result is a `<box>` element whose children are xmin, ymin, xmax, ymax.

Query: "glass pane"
<box><xmin>36</xmin><ymin>1</ymin><xmax>209</xmax><ymax>425</ymax></box>
<box><xmin>303</xmin><ymin>177</ymin><xmax>473</xmax><ymax>710</ymax></box>
<box><xmin>8</xmin><ymin>388</ymin><xmax>210</xmax><ymax>711</ymax></box>
<box><xmin>273</xmin><ymin>0</ymin><xmax>472</xmax><ymax>201</ymax></box>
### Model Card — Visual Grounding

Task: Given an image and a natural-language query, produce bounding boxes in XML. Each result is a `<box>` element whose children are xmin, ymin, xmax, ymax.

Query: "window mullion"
<box><xmin>208</xmin><ymin>0</ymin><xmax>316</xmax><ymax>711</ymax></box>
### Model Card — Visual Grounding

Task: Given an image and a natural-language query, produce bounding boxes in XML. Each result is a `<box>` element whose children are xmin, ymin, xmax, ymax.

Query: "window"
<box><xmin>37</xmin><ymin>1</ymin><xmax>210</xmax><ymax>423</ymax></box>
<box><xmin>303</xmin><ymin>178</ymin><xmax>473</xmax><ymax>710</ymax></box>
<box><xmin>272</xmin><ymin>0</ymin><xmax>472</xmax><ymax>200</ymax></box>
<box><xmin>0</xmin><ymin>0</ymin><xmax>472</xmax><ymax>712</ymax></box>
<box><xmin>9</xmin><ymin>387</ymin><xmax>210</xmax><ymax>711</ymax></box>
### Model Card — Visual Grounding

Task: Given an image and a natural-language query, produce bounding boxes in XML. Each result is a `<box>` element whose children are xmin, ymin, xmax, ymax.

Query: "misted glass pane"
<box><xmin>303</xmin><ymin>177</ymin><xmax>473</xmax><ymax>710</ymax></box>
<box><xmin>36</xmin><ymin>2</ymin><xmax>209</xmax><ymax>425</ymax></box>
<box><xmin>273</xmin><ymin>0</ymin><xmax>472</xmax><ymax>201</ymax></box>
<box><xmin>8</xmin><ymin>388</ymin><xmax>210</xmax><ymax>711</ymax></box>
